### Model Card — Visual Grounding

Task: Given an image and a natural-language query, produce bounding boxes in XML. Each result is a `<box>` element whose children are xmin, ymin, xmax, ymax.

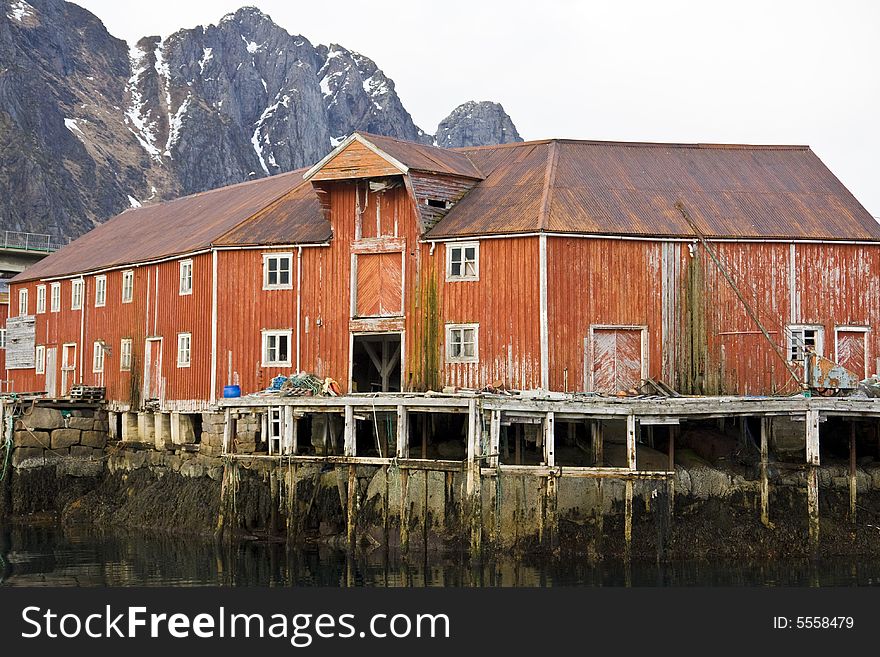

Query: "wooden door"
<box><xmin>590</xmin><ymin>327</ymin><xmax>645</xmax><ymax>393</ymax></box>
<box><xmin>355</xmin><ymin>252</ymin><xmax>402</xmax><ymax>317</ymax></box>
<box><xmin>144</xmin><ymin>339</ymin><xmax>162</xmax><ymax>400</ymax></box>
<box><xmin>61</xmin><ymin>343</ymin><xmax>76</xmax><ymax>395</ymax></box>
<box><xmin>45</xmin><ymin>347</ymin><xmax>57</xmax><ymax>398</ymax></box>
<box><xmin>836</xmin><ymin>329</ymin><xmax>867</xmax><ymax>379</ymax></box>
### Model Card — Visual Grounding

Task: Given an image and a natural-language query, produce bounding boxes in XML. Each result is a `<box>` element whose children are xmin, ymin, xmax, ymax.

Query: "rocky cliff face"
<box><xmin>435</xmin><ymin>101</ymin><xmax>522</xmax><ymax>149</ymax></box>
<box><xmin>0</xmin><ymin>2</ymin><xmax>522</xmax><ymax>237</ymax></box>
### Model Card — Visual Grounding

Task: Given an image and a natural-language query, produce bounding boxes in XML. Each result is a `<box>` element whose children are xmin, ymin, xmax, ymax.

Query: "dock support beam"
<box><xmin>396</xmin><ymin>405</ymin><xmax>408</xmax><ymax>458</ymax></box>
<box><xmin>591</xmin><ymin>420</ymin><xmax>603</xmax><ymax>466</ymax></box>
<box><xmin>806</xmin><ymin>409</ymin><xmax>820</xmax><ymax>550</ymax></box>
<box><xmin>344</xmin><ymin>406</ymin><xmax>355</xmax><ymax>457</ymax></box>
<box><xmin>849</xmin><ymin>421</ymin><xmax>857</xmax><ymax>524</ymax></box>
<box><xmin>624</xmin><ymin>479</ymin><xmax>633</xmax><ymax>561</ymax></box>
<box><xmin>668</xmin><ymin>424</ymin><xmax>677</xmax><ymax>519</ymax></box>
<box><xmin>466</xmin><ymin>399</ymin><xmax>481</xmax><ymax>558</ymax></box>
<box><xmin>346</xmin><ymin>465</ymin><xmax>357</xmax><ymax>550</ymax></box>
<box><xmin>760</xmin><ymin>417</ymin><xmax>772</xmax><ymax>528</ymax></box>
<box><xmin>626</xmin><ymin>414</ymin><xmax>637</xmax><ymax>470</ymax></box>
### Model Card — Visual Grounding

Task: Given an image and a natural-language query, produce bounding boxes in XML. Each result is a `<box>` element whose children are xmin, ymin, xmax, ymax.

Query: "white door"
<box><xmin>45</xmin><ymin>347</ymin><xmax>57</xmax><ymax>398</ymax></box>
<box><xmin>144</xmin><ymin>338</ymin><xmax>162</xmax><ymax>400</ymax></box>
<box><xmin>61</xmin><ymin>343</ymin><xmax>76</xmax><ymax>395</ymax></box>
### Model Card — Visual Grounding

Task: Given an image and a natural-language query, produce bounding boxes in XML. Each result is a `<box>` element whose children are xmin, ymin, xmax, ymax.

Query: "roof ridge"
<box><xmin>454</xmin><ymin>139</ymin><xmax>810</xmax><ymax>152</ymax></box>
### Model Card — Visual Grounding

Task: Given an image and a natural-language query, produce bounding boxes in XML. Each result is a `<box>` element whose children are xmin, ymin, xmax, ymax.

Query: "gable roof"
<box><xmin>303</xmin><ymin>132</ymin><xmax>484</xmax><ymax>181</ymax></box>
<box><xmin>426</xmin><ymin>140</ymin><xmax>880</xmax><ymax>241</ymax></box>
<box><xmin>11</xmin><ymin>169</ymin><xmax>325</xmax><ymax>282</ymax></box>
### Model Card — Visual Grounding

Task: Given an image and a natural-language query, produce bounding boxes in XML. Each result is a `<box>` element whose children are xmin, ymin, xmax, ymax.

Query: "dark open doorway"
<box><xmin>351</xmin><ymin>333</ymin><xmax>402</xmax><ymax>392</ymax></box>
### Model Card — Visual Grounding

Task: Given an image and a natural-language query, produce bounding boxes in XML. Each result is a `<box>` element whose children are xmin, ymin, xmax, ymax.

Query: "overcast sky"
<box><xmin>74</xmin><ymin>0</ymin><xmax>880</xmax><ymax>216</ymax></box>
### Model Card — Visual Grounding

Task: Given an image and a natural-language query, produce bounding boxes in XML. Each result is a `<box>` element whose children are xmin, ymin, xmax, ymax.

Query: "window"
<box><xmin>71</xmin><ymin>279</ymin><xmax>83</xmax><ymax>310</ymax></box>
<box><xmin>263</xmin><ymin>253</ymin><xmax>292</xmax><ymax>289</ymax></box>
<box><xmin>120</xmin><ymin>338</ymin><xmax>132</xmax><ymax>371</ymax></box>
<box><xmin>50</xmin><ymin>283</ymin><xmax>61</xmax><ymax>312</ymax></box>
<box><xmin>262</xmin><ymin>330</ymin><xmax>292</xmax><ymax>367</ymax></box>
<box><xmin>93</xmin><ymin>341</ymin><xmax>105</xmax><ymax>373</ymax></box>
<box><xmin>179</xmin><ymin>260</ymin><xmax>193</xmax><ymax>295</ymax></box>
<box><xmin>95</xmin><ymin>275</ymin><xmax>106</xmax><ymax>307</ymax></box>
<box><xmin>18</xmin><ymin>288</ymin><xmax>27</xmax><ymax>316</ymax></box>
<box><xmin>36</xmin><ymin>285</ymin><xmax>46</xmax><ymax>314</ymax></box>
<box><xmin>177</xmin><ymin>332</ymin><xmax>192</xmax><ymax>368</ymax></box>
<box><xmin>446</xmin><ymin>323</ymin><xmax>479</xmax><ymax>363</ymax></box>
<box><xmin>788</xmin><ymin>325</ymin><xmax>824</xmax><ymax>361</ymax></box>
<box><xmin>121</xmin><ymin>270</ymin><xmax>134</xmax><ymax>303</ymax></box>
<box><xmin>426</xmin><ymin>198</ymin><xmax>450</xmax><ymax>209</ymax></box>
<box><xmin>446</xmin><ymin>242</ymin><xmax>479</xmax><ymax>281</ymax></box>
<box><xmin>0</xmin><ymin>328</ymin><xmax>6</xmax><ymax>349</ymax></box>
<box><xmin>35</xmin><ymin>345</ymin><xmax>45</xmax><ymax>374</ymax></box>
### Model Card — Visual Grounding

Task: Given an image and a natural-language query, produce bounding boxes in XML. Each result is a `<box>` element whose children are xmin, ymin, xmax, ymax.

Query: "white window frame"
<box><xmin>71</xmin><ymin>279</ymin><xmax>84</xmax><ymax>310</ymax></box>
<box><xmin>18</xmin><ymin>288</ymin><xmax>27</xmax><ymax>316</ymax></box>
<box><xmin>94</xmin><ymin>275</ymin><xmax>106</xmax><ymax>307</ymax></box>
<box><xmin>121</xmin><ymin>270</ymin><xmax>134</xmax><ymax>303</ymax></box>
<box><xmin>263</xmin><ymin>253</ymin><xmax>293</xmax><ymax>290</ymax></box>
<box><xmin>446</xmin><ymin>242</ymin><xmax>480</xmax><ymax>281</ymax></box>
<box><xmin>179</xmin><ymin>259</ymin><xmax>193</xmax><ymax>296</ymax></box>
<box><xmin>787</xmin><ymin>324</ymin><xmax>824</xmax><ymax>362</ymax></box>
<box><xmin>35</xmin><ymin>345</ymin><xmax>45</xmax><ymax>374</ymax></box>
<box><xmin>93</xmin><ymin>341</ymin><xmax>105</xmax><ymax>373</ymax></box>
<box><xmin>120</xmin><ymin>338</ymin><xmax>133</xmax><ymax>371</ymax></box>
<box><xmin>36</xmin><ymin>284</ymin><xmax>46</xmax><ymax>314</ymax></box>
<box><xmin>177</xmin><ymin>332</ymin><xmax>192</xmax><ymax>368</ymax></box>
<box><xmin>0</xmin><ymin>328</ymin><xmax>6</xmax><ymax>349</ymax></box>
<box><xmin>445</xmin><ymin>323</ymin><xmax>479</xmax><ymax>363</ymax></box>
<box><xmin>50</xmin><ymin>282</ymin><xmax>61</xmax><ymax>312</ymax></box>
<box><xmin>261</xmin><ymin>329</ymin><xmax>292</xmax><ymax>367</ymax></box>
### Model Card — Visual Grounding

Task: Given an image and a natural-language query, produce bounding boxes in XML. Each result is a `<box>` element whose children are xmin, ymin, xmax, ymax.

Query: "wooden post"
<box><xmin>624</xmin><ymin>479</ymin><xmax>633</xmax><ymax>560</ymax></box>
<box><xmin>396</xmin><ymin>405</ymin><xmax>409</xmax><ymax>458</ymax></box>
<box><xmin>346</xmin><ymin>465</ymin><xmax>357</xmax><ymax>550</ymax></box>
<box><xmin>849</xmin><ymin>421</ymin><xmax>857</xmax><ymax>524</ymax></box>
<box><xmin>806</xmin><ymin>409</ymin><xmax>820</xmax><ymax>549</ymax></box>
<box><xmin>591</xmin><ymin>420</ymin><xmax>603</xmax><ymax>466</ymax></box>
<box><xmin>543</xmin><ymin>411</ymin><xmax>555</xmax><ymax>467</ymax></box>
<box><xmin>465</xmin><ymin>400</ymin><xmax>481</xmax><ymax>557</ymax></box>
<box><xmin>400</xmin><ymin>468</ymin><xmax>410</xmax><ymax>554</ymax></box>
<box><xmin>490</xmin><ymin>410</ymin><xmax>501</xmax><ymax>468</ymax></box>
<box><xmin>344</xmin><ymin>405</ymin><xmax>355</xmax><ymax>457</ymax></box>
<box><xmin>283</xmin><ymin>406</ymin><xmax>294</xmax><ymax>456</ymax></box>
<box><xmin>760</xmin><ymin>417</ymin><xmax>771</xmax><ymax>528</ymax></box>
<box><xmin>668</xmin><ymin>424</ymin><xmax>677</xmax><ymax>518</ymax></box>
<box><xmin>223</xmin><ymin>408</ymin><xmax>231</xmax><ymax>454</ymax></box>
<box><xmin>626</xmin><ymin>414</ymin><xmax>637</xmax><ymax>470</ymax></box>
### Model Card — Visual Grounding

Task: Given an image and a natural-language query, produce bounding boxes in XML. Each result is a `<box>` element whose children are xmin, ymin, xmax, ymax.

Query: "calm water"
<box><xmin>2</xmin><ymin>522</ymin><xmax>880</xmax><ymax>587</ymax></box>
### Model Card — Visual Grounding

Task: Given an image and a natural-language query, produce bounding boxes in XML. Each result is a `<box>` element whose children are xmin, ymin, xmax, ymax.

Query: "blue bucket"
<box><xmin>223</xmin><ymin>385</ymin><xmax>241</xmax><ymax>398</ymax></box>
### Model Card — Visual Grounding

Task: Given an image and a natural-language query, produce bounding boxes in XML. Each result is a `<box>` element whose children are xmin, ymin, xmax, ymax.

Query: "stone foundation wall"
<box><xmin>11</xmin><ymin>406</ymin><xmax>108</xmax><ymax>476</ymax></box>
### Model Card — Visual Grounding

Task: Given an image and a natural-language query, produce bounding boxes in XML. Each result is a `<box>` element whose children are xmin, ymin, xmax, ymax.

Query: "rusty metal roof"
<box><xmin>11</xmin><ymin>169</ymin><xmax>318</xmax><ymax>282</ymax></box>
<box><xmin>355</xmin><ymin>132</ymin><xmax>484</xmax><ymax>179</ymax></box>
<box><xmin>426</xmin><ymin>140</ymin><xmax>880</xmax><ymax>241</ymax></box>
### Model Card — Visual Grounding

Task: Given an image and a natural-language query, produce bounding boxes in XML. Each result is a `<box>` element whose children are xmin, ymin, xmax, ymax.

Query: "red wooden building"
<box><xmin>6</xmin><ymin>133</ymin><xmax>880</xmax><ymax>410</ymax></box>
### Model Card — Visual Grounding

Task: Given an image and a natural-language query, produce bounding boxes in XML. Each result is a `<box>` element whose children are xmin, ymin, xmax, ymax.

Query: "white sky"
<box><xmin>74</xmin><ymin>0</ymin><xmax>880</xmax><ymax>216</ymax></box>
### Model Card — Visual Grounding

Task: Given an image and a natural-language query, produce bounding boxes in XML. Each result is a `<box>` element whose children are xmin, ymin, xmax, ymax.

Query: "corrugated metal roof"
<box><xmin>357</xmin><ymin>133</ymin><xmax>484</xmax><ymax>179</ymax></box>
<box><xmin>11</xmin><ymin>169</ymin><xmax>315</xmax><ymax>282</ymax></box>
<box><xmin>427</xmin><ymin>140</ymin><xmax>880</xmax><ymax>241</ymax></box>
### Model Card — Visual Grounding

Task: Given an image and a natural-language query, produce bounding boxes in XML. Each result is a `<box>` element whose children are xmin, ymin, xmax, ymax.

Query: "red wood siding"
<box><xmin>355</xmin><ymin>252</ymin><xmax>402</xmax><ymax>317</ymax></box>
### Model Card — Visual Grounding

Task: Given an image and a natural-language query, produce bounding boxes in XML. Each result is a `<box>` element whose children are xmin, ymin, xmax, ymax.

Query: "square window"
<box><xmin>262</xmin><ymin>330</ymin><xmax>292</xmax><ymax>366</ymax></box>
<box><xmin>263</xmin><ymin>253</ymin><xmax>293</xmax><ymax>289</ymax></box>
<box><xmin>95</xmin><ymin>275</ymin><xmax>106</xmax><ymax>307</ymax></box>
<box><xmin>177</xmin><ymin>332</ymin><xmax>191</xmax><ymax>368</ymax></box>
<box><xmin>50</xmin><ymin>283</ymin><xmax>61</xmax><ymax>312</ymax></box>
<box><xmin>446</xmin><ymin>242</ymin><xmax>479</xmax><ymax>281</ymax></box>
<box><xmin>446</xmin><ymin>324</ymin><xmax>479</xmax><ymax>363</ymax></box>
<box><xmin>788</xmin><ymin>325</ymin><xmax>824</xmax><ymax>362</ymax></box>
<box><xmin>179</xmin><ymin>260</ymin><xmax>193</xmax><ymax>295</ymax></box>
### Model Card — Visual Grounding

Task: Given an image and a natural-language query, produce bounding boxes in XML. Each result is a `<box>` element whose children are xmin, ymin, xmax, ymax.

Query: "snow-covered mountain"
<box><xmin>0</xmin><ymin>1</ymin><xmax>521</xmax><ymax>237</ymax></box>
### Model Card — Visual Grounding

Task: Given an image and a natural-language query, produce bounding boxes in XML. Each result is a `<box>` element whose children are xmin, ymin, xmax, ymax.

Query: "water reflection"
<box><xmin>2</xmin><ymin>523</ymin><xmax>880</xmax><ymax>587</ymax></box>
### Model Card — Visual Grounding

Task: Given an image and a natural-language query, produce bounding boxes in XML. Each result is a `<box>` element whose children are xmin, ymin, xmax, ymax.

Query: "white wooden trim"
<box><xmin>261</xmin><ymin>329</ymin><xmax>293</xmax><ymax>367</ymax></box>
<box><xmin>210</xmin><ymin>249</ymin><xmax>218</xmax><ymax>401</ymax></box>
<box><xmin>834</xmin><ymin>325</ymin><xmax>871</xmax><ymax>378</ymax></box>
<box><xmin>121</xmin><ymin>270</ymin><xmax>134</xmax><ymax>303</ymax></box>
<box><xmin>94</xmin><ymin>275</ymin><xmax>106</xmax><ymax>307</ymax></box>
<box><xmin>178</xmin><ymin>259</ymin><xmax>193</xmax><ymax>296</ymax></box>
<box><xmin>301</xmin><ymin>133</ymin><xmax>409</xmax><ymax>181</ymax></box>
<box><xmin>176</xmin><ymin>332</ymin><xmax>192</xmax><ymax>368</ymax></box>
<box><xmin>539</xmin><ymin>233</ymin><xmax>549</xmax><ymax>389</ymax></box>
<box><xmin>423</xmin><ymin>232</ymin><xmax>880</xmax><ymax>246</ymax></box>
<box><xmin>296</xmin><ymin>246</ymin><xmax>302</xmax><ymax>372</ymax></box>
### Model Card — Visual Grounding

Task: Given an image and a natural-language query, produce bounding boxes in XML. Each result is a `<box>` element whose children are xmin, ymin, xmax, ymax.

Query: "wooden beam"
<box><xmin>850</xmin><ymin>421</ymin><xmax>857</xmax><ymax>524</ymax></box>
<box><xmin>344</xmin><ymin>405</ymin><xmax>356</xmax><ymax>456</ymax></box>
<box><xmin>396</xmin><ymin>405</ymin><xmax>409</xmax><ymax>458</ymax></box>
<box><xmin>626</xmin><ymin>414</ymin><xmax>637</xmax><ymax>470</ymax></box>
<box><xmin>760</xmin><ymin>417</ymin><xmax>772</xmax><ymax>528</ymax></box>
<box><xmin>490</xmin><ymin>409</ymin><xmax>501</xmax><ymax>468</ymax></box>
<box><xmin>543</xmin><ymin>411</ymin><xmax>555</xmax><ymax>467</ymax></box>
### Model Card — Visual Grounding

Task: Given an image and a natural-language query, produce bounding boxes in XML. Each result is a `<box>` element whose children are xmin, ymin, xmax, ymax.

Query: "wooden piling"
<box><xmin>346</xmin><ymin>464</ymin><xmax>357</xmax><ymax>550</ymax></box>
<box><xmin>667</xmin><ymin>424</ymin><xmax>677</xmax><ymax>520</ymax></box>
<box><xmin>624</xmin><ymin>479</ymin><xmax>633</xmax><ymax>560</ymax></box>
<box><xmin>400</xmin><ymin>468</ymin><xmax>410</xmax><ymax>554</ymax></box>
<box><xmin>591</xmin><ymin>420</ymin><xmax>603</xmax><ymax>466</ymax></box>
<box><xmin>466</xmin><ymin>400</ymin><xmax>481</xmax><ymax>558</ymax></box>
<box><xmin>806</xmin><ymin>409</ymin><xmax>820</xmax><ymax>550</ymax></box>
<box><xmin>626</xmin><ymin>414</ymin><xmax>637</xmax><ymax>470</ymax></box>
<box><xmin>849</xmin><ymin>421</ymin><xmax>857</xmax><ymax>524</ymax></box>
<box><xmin>760</xmin><ymin>417</ymin><xmax>771</xmax><ymax>528</ymax></box>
